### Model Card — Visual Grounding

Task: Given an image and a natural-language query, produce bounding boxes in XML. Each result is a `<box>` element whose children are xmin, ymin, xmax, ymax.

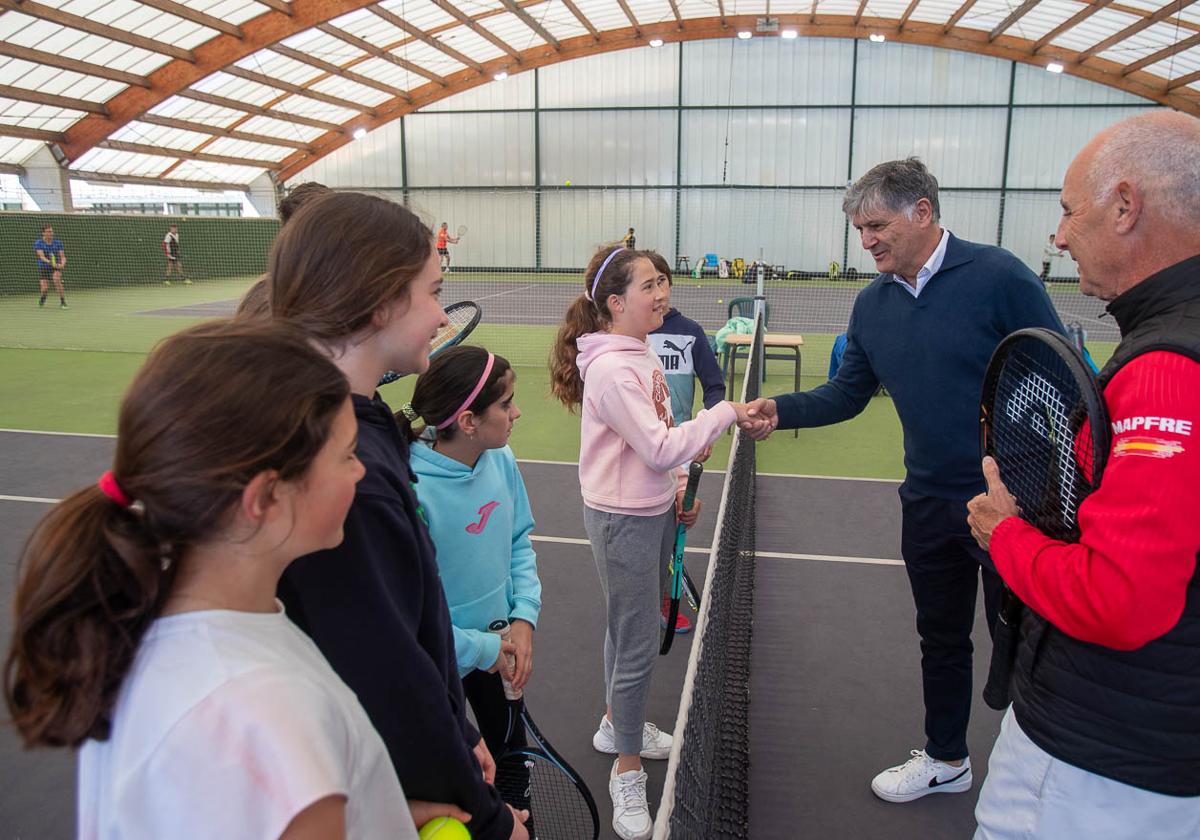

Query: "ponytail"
<box><xmin>549</xmin><ymin>245</ymin><xmax>648</xmax><ymax>410</ymax></box>
<box><xmin>549</xmin><ymin>294</ymin><xmax>604</xmax><ymax>410</ymax></box>
<box><xmin>5</xmin><ymin>488</ymin><xmax>176</xmax><ymax>746</ymax></box>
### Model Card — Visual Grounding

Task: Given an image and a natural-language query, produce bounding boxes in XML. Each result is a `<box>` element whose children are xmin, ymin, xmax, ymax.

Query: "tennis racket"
<box><xmin>488</xmin><ymin>620</ymin><xmax>600</xmax><ymax>840</ymax></box>
<box><xmin>979</xmin><ymin>327</ymin><xmax>1110</xmax><ymax>710</ymax></box>
<box><xmin>456</xmin><ymin>224</ymin><xmax>468</xmax><ymax>238</ymax></box>
<box><xmin>661</xmin><ymin>461</ymin><xmax>704</xmax><ymax>656</ymax></box>
<box><xmin>378</xmin><ymin>300</ymin><xmax>482</xmax><ymax>386</ymax></box>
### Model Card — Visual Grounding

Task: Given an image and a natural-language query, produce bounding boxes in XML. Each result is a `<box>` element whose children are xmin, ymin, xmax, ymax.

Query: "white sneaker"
<box><xmin>592</xmin><ymin>715</ymin><xmax>673</xmax><ymax>759</ymax></box>
<box><xmin>609</xmin><ymin>761</ymin><xmax>652</xmax><ymax>840</ymax></box>
<box><xmin>871</xmin><ymin>750</ymin><xmax>972</xmax><ymax>803</ymax></box>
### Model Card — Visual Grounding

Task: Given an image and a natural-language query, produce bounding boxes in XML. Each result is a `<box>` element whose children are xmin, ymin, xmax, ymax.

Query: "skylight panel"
<box><xmin>0</xmin><ymin>136</ymin><xmax>41</xmax><ymax>163</ymax></box>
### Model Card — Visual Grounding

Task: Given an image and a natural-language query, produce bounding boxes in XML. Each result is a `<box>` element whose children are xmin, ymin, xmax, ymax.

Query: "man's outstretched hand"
<box><xmin>737</xmin><ymin>398</ymin><xmax>778</xmax><ymax>441</ymax></box>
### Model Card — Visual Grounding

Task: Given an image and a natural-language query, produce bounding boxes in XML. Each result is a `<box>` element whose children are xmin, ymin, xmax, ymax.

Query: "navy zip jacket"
<box><xmin>649</xmin><ymin>307</ymin><xmax>726</xmax><ymax>424</ymax></box>
<box><xmin>774</xmin><ymin>233</ymin><xmax>1065</xmax><ymax>499</ymax></box>
<box><xmin>278</xmin><ymin>393</ymin><xmax>512</xmax><ymax>839</ymax></box>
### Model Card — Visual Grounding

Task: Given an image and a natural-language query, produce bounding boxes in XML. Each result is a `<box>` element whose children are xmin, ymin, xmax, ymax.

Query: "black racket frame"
<box><xmin>978</xmin><ymin>327</ymin><xmax>1110</xmax><ymax>710</ymax></box>
<box><xmin>661</xmin><ymin>461</ymin><xmax>705</xmax><ymax>655</ymax></box>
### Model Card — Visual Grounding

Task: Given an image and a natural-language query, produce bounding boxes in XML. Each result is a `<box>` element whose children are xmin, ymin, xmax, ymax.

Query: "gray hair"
<box><xmin>1087</xmin><ymin>111</ymin><xmax>1200</xmax><ymax>223</ymax></box>
<box><xmin>843</xmin><ymin>157</ymin><xmax>940</xmax><ymax>222</ymax></box>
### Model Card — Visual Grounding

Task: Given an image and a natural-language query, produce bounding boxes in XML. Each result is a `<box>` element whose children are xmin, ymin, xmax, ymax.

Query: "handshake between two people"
<box><xmin>730</xmin><ymin>398</ymin><xmax>778</xmax><ymax>441</ymax></box>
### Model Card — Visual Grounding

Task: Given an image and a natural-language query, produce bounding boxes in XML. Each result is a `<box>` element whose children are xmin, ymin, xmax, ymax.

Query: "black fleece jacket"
<box><xmin>279</xmin><ymin>393</ymin><xmax>512</xmax><ymax>839</ymax></box>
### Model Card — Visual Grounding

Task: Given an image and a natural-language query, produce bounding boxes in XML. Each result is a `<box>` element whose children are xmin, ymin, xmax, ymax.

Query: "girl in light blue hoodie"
<box><xmin>398</xmin><ymin>345</ymin><xmax>541</xmax><ymax>811</ymax></box>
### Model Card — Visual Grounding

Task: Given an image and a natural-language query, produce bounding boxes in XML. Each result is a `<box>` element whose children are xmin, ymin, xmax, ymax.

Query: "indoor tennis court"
<box><xmin>2</xmin><ymin>1</ymin><xmax>1197</xmax><ymax>837</ymax></box>
<box><xmin>1</xmin><ymin>425</ymin><xmax>1003</xmax><ymax>838</ymax></box>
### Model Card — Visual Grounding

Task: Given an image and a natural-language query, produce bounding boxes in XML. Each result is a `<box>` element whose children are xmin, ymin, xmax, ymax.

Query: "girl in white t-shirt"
<box><xmin>4</xmin><ymin>320</ymin><xmax>466</xmax><ymax>839</ymax></box>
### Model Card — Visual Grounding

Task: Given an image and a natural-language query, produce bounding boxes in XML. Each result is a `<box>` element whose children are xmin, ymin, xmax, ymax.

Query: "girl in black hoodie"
<box><xmin>271</xmin><ymin>192</ymin><xmax>528</xmax><ymax>840</ymax></box>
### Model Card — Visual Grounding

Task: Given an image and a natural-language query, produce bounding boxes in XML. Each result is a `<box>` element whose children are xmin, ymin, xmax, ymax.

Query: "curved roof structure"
<box><xmin>2</xmin><ymin>0</ymin><xmax>1198</xmax><ymax>186</ymax></box>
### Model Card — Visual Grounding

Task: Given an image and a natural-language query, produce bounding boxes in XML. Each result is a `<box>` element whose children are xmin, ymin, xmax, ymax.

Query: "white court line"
<box><xmin>472</xmin><ymin>284</ymin><xmax>536</xmax><ymax>303</ymax></box>
<box><xmin>0</xmin><ymin>430</ymin><xmax>902</xmax><ymax>483</ymax></box>
<box><xmin>530</xmin><ymin>534</ymin><xmax>900</xmax><ymax>566</ymax></box>
<box><xmin>0</xmin><ymin>494</ymin><xmax>60</xmax><ymax>504</ymax></box>
<box><xmin>0</xmin><ymin>428</ymin><xmax>116</xmax><ymax>439</ymax></box>
<box><xmin>0</xmin><ymin>494</ymin><xmax>901</xmax><ymax>566</ymax></box>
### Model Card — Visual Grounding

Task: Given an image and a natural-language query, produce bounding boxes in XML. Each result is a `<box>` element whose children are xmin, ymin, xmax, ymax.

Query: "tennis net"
<box><xmin>653</xmin><ymin>313</ymin><xmax>762</xmax><ymax>839</ymax></box>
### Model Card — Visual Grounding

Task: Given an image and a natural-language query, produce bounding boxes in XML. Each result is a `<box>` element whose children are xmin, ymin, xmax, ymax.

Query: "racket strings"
<box><xmin>430</xmin><ymin>305</ymin><xmax>478</xmax><ymax>354</ymax></box>
<box><xmin>496</xmin><ymin>751</ymin><xmax>596</xmax><ymax>839</ymax></box>
<box><xmin>990</xmin><ymin>342</ymin><xmax>1099</xmax><ymax>541</ymax></box>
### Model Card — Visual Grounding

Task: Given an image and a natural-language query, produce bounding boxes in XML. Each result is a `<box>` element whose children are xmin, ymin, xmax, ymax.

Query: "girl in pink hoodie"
<box><xmin>549</xmin><ymin>245</ymin><xmax>758</xmax><ymax>840</ymax></box>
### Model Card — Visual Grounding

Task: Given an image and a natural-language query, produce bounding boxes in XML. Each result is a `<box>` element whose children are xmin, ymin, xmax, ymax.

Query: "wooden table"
<box><xmin>721</xmin><ymin>332</ymin><xmax>805</xmax><ymax>436</ymax></box>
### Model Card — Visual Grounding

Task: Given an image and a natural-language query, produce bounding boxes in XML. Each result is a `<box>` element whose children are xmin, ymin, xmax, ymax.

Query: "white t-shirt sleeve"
<box><xmin>116</xmin><ymin>669</ymin><xmax>354</xmax><ymax>839</ymax></box>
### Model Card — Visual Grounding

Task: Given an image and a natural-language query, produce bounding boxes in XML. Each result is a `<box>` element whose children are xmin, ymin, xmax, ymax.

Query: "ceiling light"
<box><xmin>494</xmin><ymin>71</ymin><xmax>508</xmax><ymax>81</ymax></box>
<box><xmin>1046</xmin><ymin>62</ymin><xmax>1064</xmax><ymax>74</ymax></box>
<box><xmin>649</xmin><ymin>38</ymin><xmax>664</xmax><ymax>47</ymax></box>
<box><xmin>781</xmin><ymin>29</ymin><xmax>798</xmax><ymax>39</ymax></box>
<box><xmin>737</xmin><ymin>30</ymin><xmax>752</xmax><ymax>39</ymax></box>
<box><xmin>869</xmin><ymin>33</ymin><xmax>886</xmax><ymax>43</ymax></box>
<box><xmin>352</xmin><ymin>127</ymin><xmax>367</xmax><ymax>140</ymax></box>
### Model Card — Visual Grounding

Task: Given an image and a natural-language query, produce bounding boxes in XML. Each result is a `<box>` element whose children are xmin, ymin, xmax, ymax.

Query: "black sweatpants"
<box><xmin>462</xmin><ymin>670</ymin><xmax>531</xmax><ymax>822</ymax></box>
<box><xmin>899</xmin><ymin>486</ymin><xmax>1003</xmax><ymax>762</ymax></box>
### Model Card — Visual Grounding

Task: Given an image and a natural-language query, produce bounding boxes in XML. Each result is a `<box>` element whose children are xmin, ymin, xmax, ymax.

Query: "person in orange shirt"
<box><xmin>437</xmin><ymin>223</ymin><xmax>460</xmax><ymax>273</ymax></box>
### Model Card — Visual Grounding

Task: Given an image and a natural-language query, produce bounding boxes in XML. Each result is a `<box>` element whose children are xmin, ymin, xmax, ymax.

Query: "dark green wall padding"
<box><xmin>0</xmin><ymin>212</ymin><xmax>280</xmax><ymax>294</ymax></box>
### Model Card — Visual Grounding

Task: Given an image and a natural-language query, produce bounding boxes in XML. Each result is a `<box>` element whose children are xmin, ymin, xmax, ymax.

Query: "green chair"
<box><xmin>726</xmin><ymin>297</ymin><xmax>770</xmax><ymax>326</ymax></box>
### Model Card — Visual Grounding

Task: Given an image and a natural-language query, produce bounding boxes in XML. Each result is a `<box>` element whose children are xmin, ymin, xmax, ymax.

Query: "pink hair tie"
<box><xmin>436</xmin><ymin>353</ymin><xmax>495</xmax><ymax>430</ymax></box>
<box><xmin>97</xmin><ymin>470</ymin><xmax>132</xmax><ymax>508</ymax></box>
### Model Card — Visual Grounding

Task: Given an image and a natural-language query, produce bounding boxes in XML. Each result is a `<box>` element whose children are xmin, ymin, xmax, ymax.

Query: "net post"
<box><xmin>752</xmin><ymin>298</ymin><xmax>766</xmax><ymax>391</ymax></box>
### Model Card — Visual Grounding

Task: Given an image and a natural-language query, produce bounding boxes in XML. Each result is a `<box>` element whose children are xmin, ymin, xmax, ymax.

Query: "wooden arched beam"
<box><xmin>58</xmin><ymin>0</ymin><xmax>381</xmax><ymax>163</ymax></box>
<box><xmin>276</xmin><ymin>13</ymin><xmax>1200</xmax><ymax>181</ymax></box>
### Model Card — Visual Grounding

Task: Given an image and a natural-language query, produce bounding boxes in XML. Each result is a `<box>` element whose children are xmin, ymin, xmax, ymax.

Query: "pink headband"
<box><xmin>98</xmin><ymin>470</ymin><xmax>132</xmax><ymax>508</ymax></box>
<box><xmin>437</xmin><ymin>353</ymin><xmax>495</xmax><ymax>430</ymax></box>
<box><xmin>586</xmin><ymin>248</ymin><xmax>623</xmax><ymax>302</ymax></box>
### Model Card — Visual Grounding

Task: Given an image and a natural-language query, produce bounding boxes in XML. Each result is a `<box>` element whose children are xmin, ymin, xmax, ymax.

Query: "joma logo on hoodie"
<box><xmin>466</xmin><ymin>501</ymin><xmax>500</xmax><ymax>534</ymax></box>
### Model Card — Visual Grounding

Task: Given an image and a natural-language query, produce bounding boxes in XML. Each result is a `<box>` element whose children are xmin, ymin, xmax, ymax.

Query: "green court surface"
<box><xmin>0</xmin><ymin>347</ymin><xmax>907</xmax><ymax>478</ymax></box>
<box><xmin>2</xmin><ymin>278</ymin><xmax>1109</xmax><ymax>479</ymax></box>
<box><xmin>0</xmin><ymin>276</ymin><xmax>258</xmax><ymax>354</ymax></box>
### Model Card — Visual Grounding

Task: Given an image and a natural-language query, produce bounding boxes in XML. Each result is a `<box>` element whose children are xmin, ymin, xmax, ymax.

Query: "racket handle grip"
<box><xmin>487</xmin><ymin>619</ymin><xmax>522</xmax><ymax>701</ymax></box>
<box><xmin>681</xmin><ymin>461</ymin><xmax>704</xmax><ymax>512</ymax></box>
<box><xmin>982</xmin><ymin>590</ymin><xmax>1022</xmax><ymax>711</ymax></box>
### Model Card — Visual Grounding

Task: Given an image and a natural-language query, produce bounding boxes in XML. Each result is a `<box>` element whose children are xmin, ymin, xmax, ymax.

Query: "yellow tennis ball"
<box><xmin>717</xmin><ymin>298</ymin><xmax>723</xmax><ymax>304</ymax></box>
<box><xmin>564</xmin><ymin>179</ymin><xmax>572</xmax><ymax>186</ymax></box>
<box><xmin>418</xmin><ymin>817</ymin><xmax>471</xmax><ymax>839</ymax></box>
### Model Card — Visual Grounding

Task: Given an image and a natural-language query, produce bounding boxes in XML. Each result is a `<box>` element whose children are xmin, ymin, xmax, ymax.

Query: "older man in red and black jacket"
<box><xmin>967</xmin><ymin>110</ymin><xmax>1200</xmax><ymax>838</ymax></box>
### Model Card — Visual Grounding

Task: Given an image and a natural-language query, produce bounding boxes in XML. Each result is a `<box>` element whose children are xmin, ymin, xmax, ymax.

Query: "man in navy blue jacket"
<box><xmin>745</xmin><ymin>158</ymin><xmax>1064</xmax><ymax>805</ymax></box>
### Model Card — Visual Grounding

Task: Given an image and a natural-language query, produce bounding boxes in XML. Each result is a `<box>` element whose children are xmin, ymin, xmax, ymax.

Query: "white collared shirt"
<box><xmin>890</xmin><ymin>228</ymin><xmax>949</xmax><ymax>299</ymax></box>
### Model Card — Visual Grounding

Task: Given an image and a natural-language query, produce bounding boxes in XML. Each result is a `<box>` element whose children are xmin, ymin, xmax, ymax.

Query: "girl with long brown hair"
<box><xmin>4</xmin><ymin>320</ymin><xmax>424</xmax><ymax>838</ymax></box>
<box><xmin>270</xmin><ymin>192</ymin><xmax>527</xmax><ymax>840</ymax></box>
<box><xmin>549</xmin><ymin>245</ymin><xmax>760</xmax><ymax>840</ymax></box>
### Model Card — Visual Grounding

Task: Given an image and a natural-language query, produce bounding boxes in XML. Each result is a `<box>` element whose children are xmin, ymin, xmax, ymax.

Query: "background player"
<box><xmin>437</xmin><ymin>222</ymin><xmax>461</xmax><ymax>273</ymax></box>
<box><xmin>162</xmin><ymin>224</ymin><xmax>189</xmax><ymax>285</ymax></box>
<box><xmin>35</xmin><ymin>224</ymin><xmax>67</xmax><ymax>309</ymax></box>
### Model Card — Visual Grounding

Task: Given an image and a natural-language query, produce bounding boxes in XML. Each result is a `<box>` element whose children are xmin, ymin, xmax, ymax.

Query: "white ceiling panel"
<box><xmin>2</xmin><ymin>0</ymin><xmax>1198</xmax><ymax>186</ymax></box>
<box><xmin>0</xmin><ymin>135</ymin><xmax>41</xmax><ymax>163</ymax></box>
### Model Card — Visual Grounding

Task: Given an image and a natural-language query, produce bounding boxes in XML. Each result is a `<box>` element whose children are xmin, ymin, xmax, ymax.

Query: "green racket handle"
<box><xmin>670</xmin><ymin>461</ymin><xmax>705</xmax><ymax>580</ymax></box>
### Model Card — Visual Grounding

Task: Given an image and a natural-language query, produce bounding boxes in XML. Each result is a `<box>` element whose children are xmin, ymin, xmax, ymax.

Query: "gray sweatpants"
<box><xmin>583</xmin><ymin>505</ymin><xmax>676</xmax><ymax>756</ymax></box>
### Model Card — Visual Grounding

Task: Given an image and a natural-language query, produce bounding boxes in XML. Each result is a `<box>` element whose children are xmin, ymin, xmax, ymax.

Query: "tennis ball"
<box><xmin>564</xmin><ymin>179</ymin><xmax>572</xmax><ymax>186</ymax></box>
<box><xmin>418</xmin><ymin>817</ymin><xmax>471</xmax><ymax>839</ymax></box>
<box><xmin>717</xmin><ymin>298</ymin><xmax>723</xmax><ymax>304</ymax></box>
